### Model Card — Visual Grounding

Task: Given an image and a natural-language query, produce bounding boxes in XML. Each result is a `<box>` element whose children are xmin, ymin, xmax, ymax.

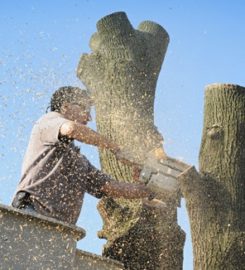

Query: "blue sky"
<box><xmin>1</xmin><ymin>1</ymin><xmax>245</xmax><ymax>269</ymax></box>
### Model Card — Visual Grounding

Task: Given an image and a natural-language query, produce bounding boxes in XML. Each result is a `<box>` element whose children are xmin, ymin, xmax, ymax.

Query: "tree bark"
<box><xmin>180</xmin><ymin>83</ymin><xmax>245</xmax><ymax>270</ymax></box>
<box><xmin>77</xmin><ymin>12</ymin><xmax>185</xmax><ymax>270</ymax></box>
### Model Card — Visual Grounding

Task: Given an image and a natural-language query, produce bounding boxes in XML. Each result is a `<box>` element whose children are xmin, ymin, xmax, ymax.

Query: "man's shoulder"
<box><xmin>32</xmin><ymin>112</ymin><xmax>69</xmax><ymax>139</ymax></box>
<box><xmin>34</xmin><ymin>112</ymin><xmax>67</xmax><ymax>127</ymax></box>
<box><xmin>37</xmin><ymin>111</ymin><xmax>65</xmax><ymax>123</ymax></box>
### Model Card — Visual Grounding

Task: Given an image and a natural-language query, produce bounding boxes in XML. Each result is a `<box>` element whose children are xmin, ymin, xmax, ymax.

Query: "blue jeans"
<box><xmin>12</xmin><ymin>191</ymin><xmax>37</xmax><ymax>215</ymax></box>
<box><xmin>21</xmin><ymin>203</ymin><xmax>37</xmax><ymax>214</ymax></box>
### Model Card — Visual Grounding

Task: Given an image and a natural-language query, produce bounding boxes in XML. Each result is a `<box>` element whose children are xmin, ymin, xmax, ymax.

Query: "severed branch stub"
<box><xmin>77</xmin><ymin>11</ymin><xmax>185</xmax><ymax>270</ymax></box>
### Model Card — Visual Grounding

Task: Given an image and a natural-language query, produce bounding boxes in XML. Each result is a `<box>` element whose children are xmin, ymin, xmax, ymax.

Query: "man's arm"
<box><xmin>60</xmin><ymin>121</ymin><xmax>120</xmax><ymax>154</ymax></box>
<box><xmin>100</xmin><ymin>181</ymin><xmax>154</xmax><ymax>200</ymax></box>
<box><xmin>60</xmin><ymin>121</ymin><xmax>143</xmax><ymax>167</ymax></box>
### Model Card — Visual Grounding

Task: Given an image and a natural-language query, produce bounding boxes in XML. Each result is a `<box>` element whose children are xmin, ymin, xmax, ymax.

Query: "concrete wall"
<box><xmin>74</xmin><ymin>250</ymin><xmax>124</xmax><ymax>270</ymax></box>
<box><xmin>0</xmin><ymin>204</ymin><xmax>124</xmax><ymax>270</ymax></box>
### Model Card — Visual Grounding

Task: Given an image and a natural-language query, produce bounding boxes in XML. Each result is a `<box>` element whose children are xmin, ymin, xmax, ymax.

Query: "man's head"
<box><xmin>50</xmin><ymin>86</ymin><xmax>93</xmax><ymax>124</ymax></box>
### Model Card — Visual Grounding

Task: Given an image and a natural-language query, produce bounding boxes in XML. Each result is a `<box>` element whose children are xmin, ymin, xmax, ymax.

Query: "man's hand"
<box><xmin>132</xmin><ymin>165</ymin><xmax>142</xmax><ymax>181</ymax></box>
<box><xmin>114</xmin><ymin>148</ymin><xmax>141</xmax><ymax>167</ymax></box>
<box><xmin>101</xmin><ymin>181</ymin><xmax>154</xmax><ymax>200</ymax></box>
<box><xmin>149</xmin><ymin>147</ymin><xmax>167</xmax><ymax>161</ymax></box>
<box><xmin>142</xmin><ymin>198</ymin><xmax>167</xmax><ymax>209</ymax></box>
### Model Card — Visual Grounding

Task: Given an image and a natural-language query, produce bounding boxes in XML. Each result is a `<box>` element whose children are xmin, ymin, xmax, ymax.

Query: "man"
<box><xmin>12</xmin><ymin>86</ymin><xmax>154</xmax><ymax>224</ymax></box>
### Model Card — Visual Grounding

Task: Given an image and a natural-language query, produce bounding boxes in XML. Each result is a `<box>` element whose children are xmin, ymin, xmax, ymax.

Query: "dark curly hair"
<box><xmin>50</xmin><ymin>86</ymin><xmax>93</xmax><ymax>113</ymax></box>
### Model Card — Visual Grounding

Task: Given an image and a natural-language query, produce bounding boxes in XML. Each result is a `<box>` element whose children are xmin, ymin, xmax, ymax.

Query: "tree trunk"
<box><xmin>180</xmin><ymin>83</ymin><xmax>245</xmax><ymax>270</ymax></box>
<box><xmin>77</xmin><ymin>12</ymin><xmax>185</xmax><ymax>270</ymax></box>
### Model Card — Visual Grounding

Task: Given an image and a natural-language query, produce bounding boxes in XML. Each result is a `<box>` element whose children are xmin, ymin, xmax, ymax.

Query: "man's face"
<box><xmin>62</xmin><ymin>102</ymin><xmax>92</xmax><ymax>125</ymax></box>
